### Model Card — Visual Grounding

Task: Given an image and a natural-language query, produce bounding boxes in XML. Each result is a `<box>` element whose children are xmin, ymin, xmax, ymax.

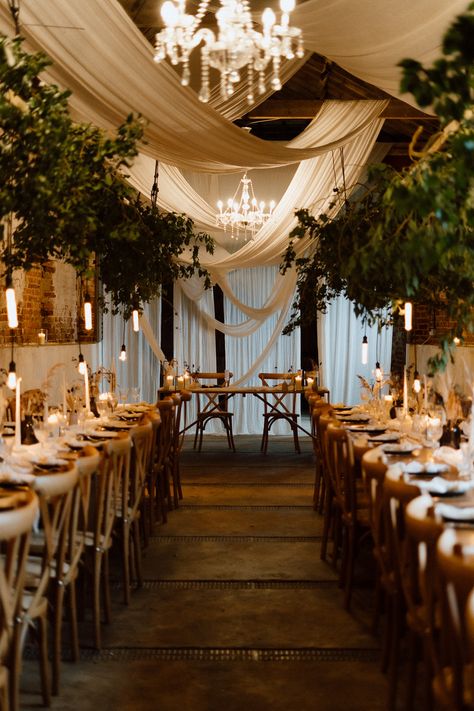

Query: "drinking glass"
<box><xmin>426</xmin><ymin>416</ymin><xmax>444</xmax><ymax>449</ymax></box>
<box><xmin>96</xmin><ymin>399</ymin><xmax>110</xmax><ymax>418</ymax></box>
<box><xmin>34</xmin><ymin>422</ymin><xmax>50</xmax><ymax>444</ymax></box>
<box><xmin>129</xmin><ymin>387</ymin><xmax>140</xmax><ymax>403</ymax></box>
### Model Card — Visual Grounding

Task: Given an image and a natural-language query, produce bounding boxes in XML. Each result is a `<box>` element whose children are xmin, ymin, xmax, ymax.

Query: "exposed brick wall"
<box><xmin>0</xmin><ymin>260</ymin><xmax>100</xmax><ymax>345</ymax></box>
<box><xmin>410</xmin><ymin>303</ymin><xmax>474</xmax><ymax>347</ymax></box>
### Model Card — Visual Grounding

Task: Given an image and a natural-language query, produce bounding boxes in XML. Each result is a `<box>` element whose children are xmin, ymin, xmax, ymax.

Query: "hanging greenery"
<box><xmin>98</xmin><ymin>201</ymin><xmax>214</xmax><ymax>318</ymax></box>
<box><xmin>0</xmin><ymin>36</ymin><xmax>213</xmax><ymax>312</ymax></box>
<box><xmin>281</xmin><ymin>4</ymin><xmax>474</xmax><ymax>372</ymax></box>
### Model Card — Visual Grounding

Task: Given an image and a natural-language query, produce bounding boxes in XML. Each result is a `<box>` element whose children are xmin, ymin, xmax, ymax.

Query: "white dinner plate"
<box><xmin>382</xmin><ymin>443</ymin><xmax>419</xmax><ymax>455</ymax></box>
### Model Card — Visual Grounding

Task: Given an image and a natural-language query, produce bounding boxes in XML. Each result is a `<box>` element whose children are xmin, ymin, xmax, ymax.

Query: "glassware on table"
<box><xmin>129</xmin><ymin>387</ymin><xmax>140</xmax><ymax>403</ymax></box>
<box><xmin>108</xmin><ymin>392</ymin><xmax>118</xmax><ymax>412</ymax></box>
<box><xmin>34</xmin><ymin>422</ymin><xmax>50</xmax><ymax>444</ymax></box>
<box><xmin>96</xmin><ymin>398</ymin><xmax>110</xmax><ymax>418</ymax></box>
<box><xmin>426</xmin><ymin>416</ymin><xmax>444</xmax><ymax>449</ymax></box>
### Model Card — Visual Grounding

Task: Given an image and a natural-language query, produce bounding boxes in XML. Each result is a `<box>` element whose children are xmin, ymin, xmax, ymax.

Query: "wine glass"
<box><xmin>426</xmin><ymin>416</ymin><xmax>444</xmax><ymax>449</ymax></box>
<box><xmin>96</xmin><ymin>398</ymin><xmax>110</xmax><ymax>419</ymax></box>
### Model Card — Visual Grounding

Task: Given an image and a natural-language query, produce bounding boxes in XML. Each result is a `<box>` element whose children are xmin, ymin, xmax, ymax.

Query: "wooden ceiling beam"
<box><xmin>245</xmin><ymin>99</ymin><xmax>437</xmax><ymax>121</ymax></box>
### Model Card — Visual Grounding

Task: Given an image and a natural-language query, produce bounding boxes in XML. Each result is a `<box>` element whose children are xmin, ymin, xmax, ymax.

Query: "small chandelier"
<box><xmin>216</xmin><ymin>173</ymin><xmax>275</xmax><ymax>240</ymax></box>
<box><xmin>154</xmin><ymin>0</ymin><xmax>304</xmax><ymax>104</ymax></box>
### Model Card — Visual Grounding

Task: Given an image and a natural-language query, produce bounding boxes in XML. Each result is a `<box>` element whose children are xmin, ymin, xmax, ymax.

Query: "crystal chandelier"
<box><xmin>154</xmin><ymin>0</ymin><xmax>303</xmax><ymax>104</ymax></box>
<box><xmin>216</xmin><ymin>173</ymin><xmax>275</xmax><ymax>240</ymax></box>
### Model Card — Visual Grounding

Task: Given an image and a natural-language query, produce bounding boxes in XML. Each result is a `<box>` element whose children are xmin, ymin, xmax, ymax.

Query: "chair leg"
<box><xmin>292</xmin><ymin>419</ymin><xmax>300</xmax><ymax>453</ymax></box>
<box><xmin>52</xmin><ymin>582</ymin><xmax>65</xmax><ymax>696</ymax></box>
<box><xmin>92</xmin><ymin>551</ymin><xmax>103</xmax><ymax>649</ymax></box>
<box><xmin>132</xmin><ymin>520</ymin><xmax>143</xmax><ymax>589</ymax></box>
<box><xmin>343</xmin><ymin>527</ymin><xmax>356</xmax><ymax>610</ymax></box>
<box><xmin>38</xmin><ymin>613</ymin><xmax>51</xmax><ymax>708</ymax></box>
<box><xmin>122</xmin><ymin>522</ymin><xmax>131</xmax><ymax>605</ymax></box>
<box><xmin>68</xmin><ymin>579</ymin><xmax>80</xmax><ymax>663</ymax></box>
<box><xmin>320</xmin><ymin>487</ymin><xmax>333</xmax><ymax>561</ymax></box>
<box><xmin>102</xmin><ymin>550</ymin><xmax>112</xmax><ymax>625</ymax></box>
<box><xmin>9</xmin><ymin>620</ymin><xmax>22</xmax><ymax>711</ymax></box>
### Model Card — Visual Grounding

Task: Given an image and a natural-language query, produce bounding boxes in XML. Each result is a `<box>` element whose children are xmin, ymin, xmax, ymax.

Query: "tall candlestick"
<box><xmin>15</xmin><ymin>377</ymin><xmax>22</xmax><ymax>448</ymax></box>
<box><xmin>423</xmin><ymin>374</ymin><xmax>428</xmax><ymax>413</ymax></box>
<box><xmin>84</xmin><ymin>363</ymin><xmax>91</xmax><ymax>413</ymax></box>
<box><xmin>62</xmin><ymin>371</ymin><xmax>68</xmax><ymax>417</ymax></box>
<box><xmin>403</xmin><ymin>365</ymin><xmax>408</xmax><ymax>415</ymax></box>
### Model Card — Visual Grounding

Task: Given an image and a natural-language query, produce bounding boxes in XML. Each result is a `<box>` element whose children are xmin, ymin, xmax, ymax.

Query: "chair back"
<box><xmin>192</xmin><ymin>372</ymin><xmax>233</xmax><ymax>416</ymax></box>
<box><xmin>0</xmin><ymin>490</ymin><xmax>38</xmax><ymax>662</ymax></box>
<box><xmin>436</xmin><ymin>528</ymin><xmax>474</xmax><ymax>710</ymax></box>
<box><xmin>382</xmin><ymin>467</ymin><xmax>422</xmax><ymax>594</ymax></box>
<box><xmin>258</xmin><ymin>372</ymin><xmax>298</xmax><ymax>417</ymax></box>
<box><xmin>405</xmin><ymin>495</ymin><xmax>444</xmax><ymax>652</ymax></box>
<box><xmin>326</xmin><ymin>424</ymin><xmax>348</xmax><ymax>508</ymax></box>
<box><xmin>66</xmin><ymin>447</ymin><xmax>101</xmax><ymax>580</ymax></box>
<box><xmin>94</xmin><ymin>435</ymin><xmax>129</xmax><ymax>552</ymax></box>
<box><xmin>129</xmin><ymin>422</ymin><xmax>153</xmax><ymax>520</ymax></box>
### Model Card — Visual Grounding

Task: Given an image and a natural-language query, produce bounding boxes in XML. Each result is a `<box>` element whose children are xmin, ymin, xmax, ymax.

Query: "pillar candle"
<box><xmin>84</xmin><ymin>363</ymin><xmax>91</xmax><ymax>413</ymax></box>
<box><xmin>403</xmin><ymin>365</ymin><xmax>408</xmax><ymax>415</ymax></box>
<box><xmin>15</xmin><ymin>377</ymin><xmax>22</xmax><ymax>448</ymax></box>
<box><xmin>423</xmin><ymin>374</ymin><xmax>428</xmax><ymax>412</ymax></box>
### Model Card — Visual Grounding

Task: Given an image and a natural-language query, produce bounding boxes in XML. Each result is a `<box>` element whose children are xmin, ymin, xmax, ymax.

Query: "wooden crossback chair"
<box><xmin>192</xmin><ymin>372</ymin><xmax>235</xmax><ymax>452</ymax></box>
<box><xmin>258</xmin><ymin>373</ymin><xmax>300</xmax><ymax>454</ymax></box>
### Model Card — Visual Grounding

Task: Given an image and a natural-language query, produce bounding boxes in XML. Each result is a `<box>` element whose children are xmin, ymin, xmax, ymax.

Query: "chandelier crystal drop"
<box><xmin>216</xmin><ymin>173</ymin><xmax>275</xmax><ymax>240</ymax></box>
<box><xmin>154</xmin><ymin>0</ymin><xmax>304</xmax><ymax>104</ymax></box>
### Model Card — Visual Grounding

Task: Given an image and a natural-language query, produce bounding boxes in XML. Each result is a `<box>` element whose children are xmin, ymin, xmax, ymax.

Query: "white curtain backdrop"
<box><xmin>319</xmin><ymin>296</ymin><xmax>393</xmax><ymax>406</ymax></box>
<box><xmin>89</xmin><ymin>300</ymin><xmax>162</xmax><ymax>403</ymax></box>
<box><xmin>224</xmin><ymin>266</ymin><xmax>301</xmax><ymax>434</ymax></box>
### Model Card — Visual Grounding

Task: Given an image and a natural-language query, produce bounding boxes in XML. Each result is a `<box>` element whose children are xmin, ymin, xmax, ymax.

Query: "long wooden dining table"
<box><xmin>164</xmin><ymin>384</ymin><xmax>321</xmax><ymax>437</ymax></box>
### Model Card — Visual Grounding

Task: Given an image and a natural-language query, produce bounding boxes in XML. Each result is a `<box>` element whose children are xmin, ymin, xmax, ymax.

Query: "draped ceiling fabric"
<box><xmin>0</xmin><ymin>0</ymin><xmax>467</xmax><ymax>172</ymax></box>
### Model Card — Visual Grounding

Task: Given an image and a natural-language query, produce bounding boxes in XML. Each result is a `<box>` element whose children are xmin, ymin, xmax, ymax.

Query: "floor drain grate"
<box><xmin>179</xmin><ymin>504</ymin><xmax>313</xmax><ymax>511</ymax></box>
<box><xmin>24</xmin><ymin>646</ymin><xmax>379</xmax><ymax>663</ymax></box>
<box><xmin>122</xmin><ymin>579</ymin><xmax>338</xmax><ymax>590</ymax></box>
<box><xmin>149</xmin><ymin>535</ymin><xmax>321</xmax><ymax>543</ymax></box>
<box><xmin>181</xmin><ymin>482</ymin><xmax>312</xmax><ymax>488</ymax></box>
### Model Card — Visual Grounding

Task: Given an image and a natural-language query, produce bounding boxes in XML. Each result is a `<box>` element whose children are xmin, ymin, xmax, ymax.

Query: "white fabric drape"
<box><xmin>0</xmin><ymin>0</ymin><xmax>466</xmax><ymax>172</ymax></box>
<box><xmin>126</xmin><ymin>99</ymin><xmax>386</xmax><ymax>238</ymax></box>
<box><xmin>294</xmin><ymin>0</ymin><xmax>469</xmax><ymax>107</ymax></box>
<box><xmin>319</xmin><ymin>296</ymin><xmax>393</xmax><ymax>406</ymax></box>
<box><xmin>90</xmin><ymin>301</ymin><xmax>162</xmax><ymax>403</ymax></box>
<box><xmin>224</xmin><ymin>266</ymin><xmax>301</xmax><ymax>434</ymax></box>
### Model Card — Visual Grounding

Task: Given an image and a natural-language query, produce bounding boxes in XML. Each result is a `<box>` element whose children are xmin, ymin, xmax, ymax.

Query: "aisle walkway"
<box><xmin>22</xmin><ymin>436</ymin><xmax>387</xmax><ymax>710</ymax></box>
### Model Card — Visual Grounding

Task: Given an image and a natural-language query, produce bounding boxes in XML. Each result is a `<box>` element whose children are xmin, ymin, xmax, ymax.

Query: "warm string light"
<box><xmin>5</xmin><ymin>273</ymin><xmax>18</xmax><ymax>329</ymax></box>
<box><xmin>84</xmin><ymin>291</ymin><xmax>93</xmax><ymax>331</ymax></box>
<box><xmin>361</xmin><ymin>335</ymin><xmax>368</xmax><ymax>365</ymax></box>
<box><xmin>7</xmin><ymin>331</ymin><xmax>16</xmax><ymax>389</ymax></box>
<box><xmin>413</xmin><ymin>373</ymin><xmax>421</xmax><ymax>393</ymax></box>
<box><xmin>374</xmin><ymin>361</ymin><xmax>383</xmax><ymax>382</ymax></box>
<box><xmin>78</xmin><ymin>352</ymin><xmax>87</xmax><ymax>375</ymax></box>
<box><xmin>132</xmin><ymin>309</ymin><xmax>140</xmax><ymax>332</ymax></box>
<box><xmin>404</xmin><ymin>301</ymin><xmax>412</xmax><ymax>331</ymax></box>
<box><xmin>120</xmin><ymin>316</ymin><xmax>127</xmax><ymax>361</ymax></box>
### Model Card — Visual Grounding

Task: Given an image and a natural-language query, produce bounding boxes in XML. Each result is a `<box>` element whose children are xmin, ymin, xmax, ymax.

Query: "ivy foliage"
<box><xmin>281</xmin><ymin>4</ymin><xmax>474</xmax><ymax>372</ymax></box>
<box><xmin>0</xmin><ymin>36</ymin><xmax>214</xmax><ymax>314</ymax></box>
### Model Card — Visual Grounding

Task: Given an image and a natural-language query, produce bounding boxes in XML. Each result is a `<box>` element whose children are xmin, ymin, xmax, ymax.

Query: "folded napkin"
<box><xmin>433</xmin><ymin>446</ymin><xmax>463</xmax><ymax>468</ymax></box>
<box><xmin>0</xmin><ymin>456</ymin><xmax>35</xmax><ymax>484</ymax></box>
<box><xmin>411</xmin><ymin>477</ymin><xmax>472</xmax><ymax>495</ymax></box>
<box><xmin>435</xmin><ymin>503</ymin><xmax>474</xmax><ymax>521</ymax></box>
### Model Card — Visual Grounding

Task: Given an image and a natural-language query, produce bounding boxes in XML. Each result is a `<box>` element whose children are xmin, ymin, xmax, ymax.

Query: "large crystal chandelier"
<box><xmin>154</xmin><ymin>0</ymin><xmax>303</xmax><ymax>104</ymax></box>
<box><xmin>216</xmin><ymin>173</ymin><xmax>275</xmax><ymax>240</ymax></box>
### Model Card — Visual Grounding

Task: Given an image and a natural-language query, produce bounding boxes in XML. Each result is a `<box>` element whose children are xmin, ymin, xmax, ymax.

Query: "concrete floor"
<box><xmin>20</xmin><ymin>435</ymin><xmax>388</xmax><ymax>710</ymax></box>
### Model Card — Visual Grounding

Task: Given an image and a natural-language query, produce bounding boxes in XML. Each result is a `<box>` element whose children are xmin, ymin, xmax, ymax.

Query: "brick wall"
<box><xmin>0</xmin><ymin>260</ymin><xmax>100</xmax><ymax>345</ymax></box>
<box><xmin>410</xmin><ymin>303</ymin><xmax>474</xmax><ymax>347</ymax></box>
